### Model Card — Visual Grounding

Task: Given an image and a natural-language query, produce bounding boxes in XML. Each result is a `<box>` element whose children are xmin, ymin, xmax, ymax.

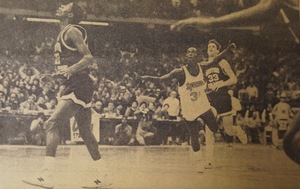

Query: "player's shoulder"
<box><xmin>64</xmin><ymin>24</ymin><xmax>86</xmax><ymax>39</ymax></box>
<box><xmin>219</xmin><ymin>59</ymin><xmax>230</xmax><ymax>67</ymax></box>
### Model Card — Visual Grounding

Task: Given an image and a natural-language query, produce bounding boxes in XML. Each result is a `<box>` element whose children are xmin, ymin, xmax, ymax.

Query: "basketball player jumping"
<box><xmin>135</xmin><ymin>45</ymin><xmax>234</xmax><ymax>173</ymax></box>
<box><xmin>23</xmin><ymin>3</ymin><xmax>111</xmax><ymax>188</ymax></box>
<box><xmin>201</xmin><ymin>39</ymin><xmax>247</xmax><ymax>146</ymax></box>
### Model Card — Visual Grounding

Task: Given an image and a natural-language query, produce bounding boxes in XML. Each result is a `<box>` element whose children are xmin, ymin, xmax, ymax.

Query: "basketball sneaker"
<box><xmin>205</xmin><ymin>162</ymin><xmax>213</xmax><ymax>169</ymax></box>
<box><xmin>81</xmin><ymin>159</ymin><xmax>112</xmax><ymax>188</ymax></box>
<box><xmin>81</xmin><ymin>174</ymin><xmax>112</xmax><ymax>189</ymax></box>
<box><xmin>22</xmin><ymin>168</ymin><xmax>54</xmax><ymax>189</ymax></box>
<box><xmin>235</xmin><ymin>125</ymin><xmax>248</xmax><ymax>144</ymax></box>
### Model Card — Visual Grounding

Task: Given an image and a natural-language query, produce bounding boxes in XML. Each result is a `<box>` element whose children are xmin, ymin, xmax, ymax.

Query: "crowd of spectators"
<box><xmin>0</xmin><ymin>18</ymin><xmax>300</xmax><ymax>146</ymax></box>
<box><xmin>0</xmin><ymin>0</ymin><xmax>263</xmax><ymax>21</ymax></box>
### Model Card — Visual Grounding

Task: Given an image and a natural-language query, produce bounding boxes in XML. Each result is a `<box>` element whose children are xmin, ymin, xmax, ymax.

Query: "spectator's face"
<box><xmin>28</xmin><ymin>96</ymin><xmax>35</xmax><ymax>103</ymax></box>
<box><xmin>149</xmin><ymin>102</ymin><xmax>155</xmax><ymax>110</ymax></box>
<box><xmin>121</xmin><ymin>117</ymin><xmax>127</xmax><ymax>124</ymax></box>
<box><xmin>108</xmin><ymin>103</ymin><xmax>114</xmax><ymax>110</ymax></box>
<box><xmin>10</xmin><ymin>94</ymin><xmax>17</xmax><ymax>101</ymax></box>
<box><xmin>37</xmin><ymin>97</ymin><xmax>45</xmax><ymax>104</ymax></box>
<box><xmin>140</xmin><ymin>103</ymin><xmax>147</xmax><ymax>110</ymax></box>
<box><xmin>207</xmin><ymin>43</ymin><xmax>219</xmax><ymax>57</ymax></box>
<box><xmin>132</xmin><ymin>101</ymin><xmax>138</xmax><ymax>109</ymax></box>
<box><xmin>95</xmin><ymin>102</ymin><xmax>102</xmax><ymax>110</ymax></box>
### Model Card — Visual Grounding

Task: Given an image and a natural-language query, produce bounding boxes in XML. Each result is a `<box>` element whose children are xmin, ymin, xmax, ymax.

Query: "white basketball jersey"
<box><xmin>178</xmin><ymin>64</ymin><xmax>210</xmax><ymax>121</ymax></box>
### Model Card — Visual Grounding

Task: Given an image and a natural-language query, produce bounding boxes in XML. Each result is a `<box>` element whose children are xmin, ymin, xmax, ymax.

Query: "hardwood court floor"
<box><xmin>0</xmin><ymin>143</ymin><xmax>299</xmax><ymax>189</ymax></box>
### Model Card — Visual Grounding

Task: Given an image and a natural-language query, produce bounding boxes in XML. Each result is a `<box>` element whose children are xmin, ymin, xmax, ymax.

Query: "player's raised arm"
<box><xmin>63</xmin><ymin>27</ymin><xmax>93</xmax><ymax>77</ymax></box>
<box><xmin>213</xmin><ymin>42</ymin><xmax>236</xmax><ymax>63</ymax></box>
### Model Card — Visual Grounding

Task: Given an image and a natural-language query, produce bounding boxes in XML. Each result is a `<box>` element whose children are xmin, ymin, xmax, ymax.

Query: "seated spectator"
<box><xmin>103</xmin><ymin>101</ymin><xmax>117</xmax><ymax>118</ymax></box>
<box><xmin>0</xmin><ymin>91</ymin><xmax>5</xmax><ymax>109</ymax></box>
<box><xmin>45</xmin><ymin>98</ymin><xmax>57</xmax><ymax>110</ymax></box>
<box><xmin>245</xmin><ymin>105</ymin><xmax>262</xmax><ymax>143</ymax></box>
<box><xmin>116</xmin><ymin>104</ymin><xmax>125</xmax><ymax>117</ymax></box>
<box><xmin>262</xmin><ymin>103</ymin><xmax>273</xmax><ymax>127</ymax></box>
<box><xmin>124</xmin><ymin>100</ymin><xmax>139</xmax><ymax>118</ymax></box>
<box><xmin>246</xmin><ymin>81</ymin><xmax>258</xmax><ymax>102</ymax></box>
<box><xmin>5</xmin><ymin>92</ymin><xmax>20</xmax><ymax>111</ymax></box>
<box><xmin>163</xmin><ymin>90</ymin><xmax>180</xmax><ymax>120</ymax></box>
<box><xmin>114</xmin><ymin>116</ymin><xmax>134</xmax><ymax>146</ymax></box>
<box><xmin>30</xmin><ymin>112</ymin><xmax>46</xmax><ymax>146</ymax></box>
<box><xmin>19</xmin><ymin>95</ymin><xmax>39</xmax><ymax>114</ymax></box>
<box><xmin>36</xmin><ymin>96</ymin><xmax>48</xmax><ymax>110</ymax></box>
<box><xmin>135</xmin><ymin>102</ymin><xmax>157</xmax><ymax>145</ymax></box>
<box><xmin>92</xmin><ymin>100</ymin><xmax>103</xmax><ymax>114</ymax></box>
<box><xmin>272</xmin><ymin>92</ymin><xmax>294</xmax><ymax>121</ymax></box>
<box><xmin>272</xmin><ymin>92</ymin><xmax>294</xmax><ymax>147</ymax></box>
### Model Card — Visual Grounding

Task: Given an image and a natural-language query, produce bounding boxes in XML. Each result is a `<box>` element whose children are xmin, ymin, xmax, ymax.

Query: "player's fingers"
<box><xmin>229</xmin><ymin>43</ymin><xmax>236</xmax><ymax>50</ymax></box>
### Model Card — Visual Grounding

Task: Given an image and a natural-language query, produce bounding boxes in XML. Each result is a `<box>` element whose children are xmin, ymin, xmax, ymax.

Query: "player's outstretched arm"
<box><xmin>135</xmin><ymin>68</ymin><xmax>182</xmax><ymax>83</ymax></box>
<box><xmin>61</xmin><ymin>27</ymin><xmax>93</xmax><ymax>78</ymax></box>
<box><xmin>283</xmin><ymin>112</ymin><xmax>300</xmax><ymax>165</ymax></box>
<box><xmin>170</xmin><ymin>0</ymin><xmax>277</xmax><ymax>31</ymax></box>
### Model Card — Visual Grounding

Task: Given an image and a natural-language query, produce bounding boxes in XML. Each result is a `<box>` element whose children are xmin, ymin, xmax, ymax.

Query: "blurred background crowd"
<box><xmin>0</xmin><ymin>0</ymin><xmax>299</xmax><ymax>146</ymax></box>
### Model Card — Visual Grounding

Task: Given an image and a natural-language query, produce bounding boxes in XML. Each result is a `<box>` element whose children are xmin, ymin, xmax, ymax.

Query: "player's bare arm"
<box><xmin>63</xmin><ymin>27</ymin><xmax>93</xmax><ymax>77</ymax></box>
<box><xmin>137</xmin><ymin>68</ymin><xmax>183</xmax><ymax>84</ymax></box>
<box><xmin>170</xmin><ymin>0</ymin><xmax>277</xmax><ymax>31</ymax></box>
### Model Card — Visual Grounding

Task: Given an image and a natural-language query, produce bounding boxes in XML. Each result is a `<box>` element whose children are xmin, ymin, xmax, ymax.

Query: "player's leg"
<box><xmin>221</xmin><ymin>114</ymin><xmax>234</xmax><ymax>146</ymax></box>
<box><xmin>23</xmin><ymin>99</ymin><xmax>80</xmax><ymax>188</ymax></box>
<box><xmin>283</xmin><ymin>112</ymin><xmax>300</xmax><ymax>164</ymax></box>
<box><xmin>185</xmin><ymin>120</ymin><xmax>201</xmax><ymax>152</ymax></box>
<box><xmin>223</xmin><ymin>114</ymin><xmax>248</xmax><ymax>145</ymax></box>
<box><xmin>75</xmin><ymin>107</ymin><xmax>112</xmax><ymax>188</ymax></box>
<box><xmin>75</xmin><ymin>107</ymin><xmax>101</xmax><ymax>160</ymax></box>
<box><xmin>203</xmin><ymin>124</ymin><xmax>215</xmax><ymax>169</ymax></box>
<box><xmin>185</xmin><ymin>119</ymin><xmax>205</xmax><ymax>173</ymax></box>
<box><xmin>46</xmin><ymin>99</ymin><xmax>81</xmax><ymax>157</ymax></box>
<box><xmin>199</xmin><ymin>109</ymin><xmax>217</xmax><ymax>168</ymax></box>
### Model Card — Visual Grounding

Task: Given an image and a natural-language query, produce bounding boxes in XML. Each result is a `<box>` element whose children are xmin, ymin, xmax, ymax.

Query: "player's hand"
<box><xmin>54</xmin><ymin>72</ymin><xmax>69</xmax><ymax>80</ymax></box>
<box><xmin>208</xmin><ymin>81</ymin><xmax>224</xmax><ymax>91</ymax></box>
<box><xmin>170</xmin><ymin>17</ymin><xmax>212</xmax><ymax>32</ymax></box>
<box><xmin>39</xmin><ymin>74</ymin><xmax>53</xmax><ymax>85</ymax></box>
<box><xmin>227</xmin><ymin>42</ymin><xmax>236</xmax><ymax>50</ymax></box>
<box><xmin>133</xmin><ymin>72</ymin><xmax>141</xmax><ymax>80</ymax></box>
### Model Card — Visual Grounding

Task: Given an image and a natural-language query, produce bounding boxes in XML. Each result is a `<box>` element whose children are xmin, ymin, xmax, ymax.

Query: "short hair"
<box><xmin>70</xmin><ymin>3</ymin><xmax>84</xmax><ymax>24</ymax></box>
<box><xmin>208</xmin><ymin>39</ymin><xmax>221</xmax><ymax>50</ymax></box>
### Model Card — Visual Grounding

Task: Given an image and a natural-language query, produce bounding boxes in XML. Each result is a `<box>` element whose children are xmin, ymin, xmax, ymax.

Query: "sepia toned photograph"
<box><xmin>0</xmin><ymin>0</ymin><xmax>299</xmax><ymax>188</ymax></box>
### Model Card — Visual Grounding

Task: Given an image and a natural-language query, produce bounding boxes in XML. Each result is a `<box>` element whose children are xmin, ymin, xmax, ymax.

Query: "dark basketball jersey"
<box><xmin>54</xmin><ymin>24</ymin><xmax>88</xmax><ymax>73</ymax></box>
<box><xmin>54</xmin><ymin>24</ymin><xmax>94</xmax><ymax>108</ymax></box>
<box><xmin>201</xmin><ymin>59</ymin><xmax>230</xmax><ymax>95</ymax></box>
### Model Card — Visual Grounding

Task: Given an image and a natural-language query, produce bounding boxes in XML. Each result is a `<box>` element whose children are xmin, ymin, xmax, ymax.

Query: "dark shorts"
<box><xmin>61</xmin><ymin>74</ymin><xmax>95</xmax><ymax>104</ymax></box>
<box><xmin>208</xmin><ymin>92</ymin><xmax>232</xmax><ymax>115</ymax></box>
